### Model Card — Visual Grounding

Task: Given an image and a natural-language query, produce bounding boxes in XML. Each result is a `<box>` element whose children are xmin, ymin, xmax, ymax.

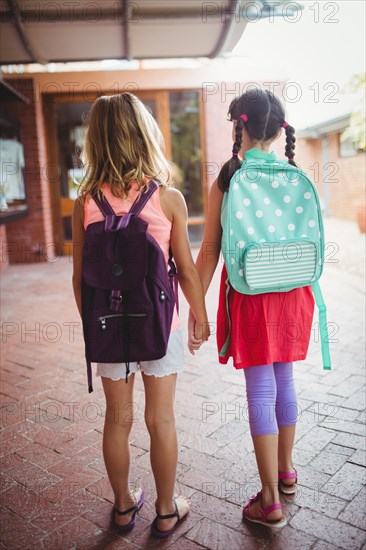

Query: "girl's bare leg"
<box><xmin>142</xmin><ymin>373</ymin><xmax>190</xmax><ymax>531</ymax></box>
<box><xmin>101</xmin><ymin>374</ymin><xmax>141</xmax><ymax>526</ymax></box>
<box><xmin>278</xmin><ymin>425</ymin><xmax>296</xmax><ymax>484</ymax></box>
<box><xmin>251</xmin><ymin>435</ymin><xmax>282</xmax><ymax>521</ymax></box>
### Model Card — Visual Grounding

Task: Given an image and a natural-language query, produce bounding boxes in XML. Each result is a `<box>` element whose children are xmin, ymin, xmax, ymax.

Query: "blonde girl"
<box><xmin>72</xmin><ymin>93</ymin><xmax>209</xmax><ymax>538</ymax></box>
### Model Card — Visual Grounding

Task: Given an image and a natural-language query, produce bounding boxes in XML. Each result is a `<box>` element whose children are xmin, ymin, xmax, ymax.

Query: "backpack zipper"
<box><xmin>98</xmin><ymin>313</ymin><xmax>147</xmax><ymax>330</ymax></box>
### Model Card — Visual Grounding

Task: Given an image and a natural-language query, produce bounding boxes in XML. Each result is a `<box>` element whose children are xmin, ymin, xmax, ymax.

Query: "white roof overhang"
<box><xmin>0</xmin><ymin>1</ymin><xmax>303</xmax><ymax>65</ymax></box>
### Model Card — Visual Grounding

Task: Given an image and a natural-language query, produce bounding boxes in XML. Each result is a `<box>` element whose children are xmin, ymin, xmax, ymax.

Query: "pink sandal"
<box><xmin>278</xmin><ymin>468</ymin><xmax>298</xmax><ymax>495</ymax></box>
<box><xmin>243</xmin><ymin>491</ymin><xmax>287</xmax><ymax>528</ymax></box>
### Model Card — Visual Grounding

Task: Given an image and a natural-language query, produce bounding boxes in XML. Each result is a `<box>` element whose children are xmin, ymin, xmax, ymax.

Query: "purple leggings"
<box><xmin>244</xmin><ymin>362</ymin><xmax>297</xmax><ymax>436</ymax></box>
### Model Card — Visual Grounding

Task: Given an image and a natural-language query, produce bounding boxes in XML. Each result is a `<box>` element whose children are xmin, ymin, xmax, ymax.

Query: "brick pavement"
<box><xmin>0</xmin><ymin>218</ymin><xmax>365</xmax><ymax>549</ymax></box>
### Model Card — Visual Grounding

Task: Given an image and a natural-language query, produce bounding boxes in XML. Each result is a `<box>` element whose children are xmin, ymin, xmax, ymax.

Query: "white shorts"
<box><xmin>96</xmin><ymin>329</ymin><xmax>184</xmax><ymax>381</ymax></box>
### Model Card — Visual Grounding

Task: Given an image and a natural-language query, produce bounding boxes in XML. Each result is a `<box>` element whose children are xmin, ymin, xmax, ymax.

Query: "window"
<box><xmin>339</xmin><ymin>134</ymin><xmax>357</xmax><ymax>157</ymax></box>
<box><xmin>169</xmin><ymin>92</ymin><xmax>204</xmax><ymax>242</ymax></box>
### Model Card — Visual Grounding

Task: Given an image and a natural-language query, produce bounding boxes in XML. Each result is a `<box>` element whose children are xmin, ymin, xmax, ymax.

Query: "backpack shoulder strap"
<box><xmin>129</xmin><ymin>180</ymin><xmax>159</xmax><ymax>216</ymax></box>
<box><xmin>92</xmin><ymin>193</ymin><xmax>115</xmax><ymax>217</ymax></box>
<box><xmin>312</xmin><ymin>280</ymin><xmax>332</xmax><ymax>370</ymax></box>
<box><xmin>92</xmin><ymin>180</ymin><xmax>159</xmax><ymax>218</ymax></box>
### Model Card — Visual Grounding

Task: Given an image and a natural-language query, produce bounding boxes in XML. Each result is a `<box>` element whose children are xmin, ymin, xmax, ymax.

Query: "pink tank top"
<box><xmin>84</xmin><ymin>182</ymin><xmax>179</xmax><ymax>332</ymax></box>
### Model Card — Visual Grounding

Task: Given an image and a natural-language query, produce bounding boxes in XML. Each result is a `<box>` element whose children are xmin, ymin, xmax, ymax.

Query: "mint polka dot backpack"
<box><xmin>221</xmin><ymin>148</ymin><xmax>331</xmax><ymax>369</ymax></box>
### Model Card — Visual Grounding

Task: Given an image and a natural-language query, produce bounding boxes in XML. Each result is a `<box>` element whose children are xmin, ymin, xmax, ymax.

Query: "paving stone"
<box><xmin>53</xmin><ymin>429</ymin><xmax>101</xmax><ymax>456</ymax></box>
<box><xmin>291</xmin><ymin>508</ymin><xmax>366</xmax><ymax>549</ymax></box>
<box><xmin>177</xmin><ymin>415</ymin><xmax>222</xmax><ymax>438</ymax></box>
<box><xmin>36</xmin><ymin>516</ymin><xmax>106</xmax><ymax>550</ymax></box>
<box><xmin>333</xmin><ymin>407</ymin><xmax>363</xmax><ymax>422</ymax></box>
<box><xmin>178</xmin><ymin>431</ymin><xmax>222</xmax><ymax>455</ymax></box>
<box><xmin>0</xmin><ymin>400</ymin><xmax>25</xmax><ymax>428</ymax></box>
<box><xmin>298</xmin><ymin>389</ymin><xmax>345</xmax><ymax>407</ymax></box>
<box><xmin>0</xmin><ymin>434</ymin><xmax>31</xmax><ymax>457</ymax></box>
<box><xmin>0</xmin><ymin>420</ymin><xmax>32</xmax><ymax>442</ymax></box>
<box><xmin>0</xmin><ymin>369</ymin><xmax>30</xmax><ymax>385</ymax></box>
<box><xmin>32</xmin><ymin>490</ymin><xmax>101</xmax><ymax>533</ymax></box>
<box><xmin>83</xmin><ymin>476</ymin><xmax>115</xmax><ymax>504</ymax></box>
<box><xmin>185</xmin><ymin>517</ymin><xmax>258</xmax><ymax>550</ymax></box>
<box><xmin>329</xmin><ymin>377</ymin><xmax>365</xmax><ymax>398</ymax></box>
<box><xmin>310</xmin><ymin>443</ymin><xmax>356</xmax><ymax>475</ymax></box>
<box><xmin>333</xmin><ymin>432</ymin><xmax>366</xmax><ymax>451</ymax></box>
<box><xmin>31</xmin><ymin>426</ymin><xmax>74</xmax><ymax>451</ymax></box>
<box><xmin>293</xmin><ymin>447</ymin><xmax>318</xmax><ymax>467</ymax></box>
<box><xmin>178</xmin><ymin>468</ymin><xmax>227</xmax><ymax>498</ymax></box>
<box><xmin>312</xmin><ymin>541</ymin><xmax>344</xmax><ymax>550</ymax></box>
<box><xmin>7</xmin><ymin>461</ymin><xmax>61</xmax><ymax>493</ymax></box>
<box><xmin>0</xmin><ymin>451</ymin><xmax>27</xmax><ymax>473</ymax></box>
<box><xmin>349</xmin><ymin>449</ymin><xmax>366</xmax><ymax>468</ymax></box>
<box><xmin>295</xmin><ymin>466</ymin><xmax>331</xmax><ymax>490</ymax></box>
<box><xmin>295</xmin><ymin>419</ymin><xmax>326</xmax><ymax>449</ymax></box>
<box><xmin>222</xmin><ymin>460</ymin><xmax>259</xmax><ymax>487</ymax></box>
<box><xmin>342</xmin><ymin>389</ymin><xmax>366</xmax><ymax>412</ymax></box>
<box><xmin>0</xmin><ymin>483</ymin><xmax>53</xmax><ymax>520</ymax></box>
<box><xmin>0</xmin><ymin>505</ymin><xmax>45</xmax><ymax>549</ymax></box>
<box><xmin>338</xmin><ymin>486</ymin><xmax>366</xmax><ymax>530</ymax></box>
<box><xmin>178</xmin><ymin>447</ymin><xmax>234</xmax><ymax>477</ymax></box>
<box><xmin>184</xmin><ymin>492</ymin><xmax>243</xmax><ymax>531</ymax></box>
<box><xmin>168</xmin><ymin>537</ymin><xmax>207</xmax><ymax>549</ymax></box>
<box><xmin>16</xmin><ymin>442</ymin><xmax>63</xmax><ymax>468</ymax></box>
<box><xmin>296</xmin><ymin>426</ymin><xmax>336</xmax><ymax>454</ymax></box>
<box><xmin>46</xmin><ymin>461</ymin><xmax>104</xmax><ymax>491</ymax></box>
<box><xmin>266</xmin><ymin>524</ymin><xmax>316</xmax><ymax>550</ymax></box>
<box><xmin>319</xmin><ymin>419</ymin><xmax>365</xmax><ymax>437</ymax></box>
<box><xmin>291</xmin><ymin>484</ymin><xmax>347</xmax><ymax>518</ymax></box>
<box><xmin>322</xmin><ymin>462</ymin><xmax>366</xmax><ymax>501</ymax></box>
<box><xmin>0</xmin><ymin>473</ymin><xmax>16</xmax><ymax>494</ymax></box>
<box><xmin>208</xmin><ymin>419</ymin><xmax>248</xmax><ymax>446</ymax></box>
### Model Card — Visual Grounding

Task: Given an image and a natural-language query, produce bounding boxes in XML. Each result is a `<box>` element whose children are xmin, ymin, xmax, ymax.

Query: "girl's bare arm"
<box><xmin>160</xmin><ymin>187</ymin><xmax>210</xmax><ymax>341</ymax></box>
<box><xmin>195</xmin><ymin>179</ymin><xmax>224</xmax><ymax>293</ymax></box>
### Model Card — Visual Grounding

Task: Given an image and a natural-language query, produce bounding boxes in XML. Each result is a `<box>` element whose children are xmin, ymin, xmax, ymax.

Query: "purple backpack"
<box><xmin>81</xmin><ymin>181</ymin><xmax>177</xmax><ymax>392</ymax></box>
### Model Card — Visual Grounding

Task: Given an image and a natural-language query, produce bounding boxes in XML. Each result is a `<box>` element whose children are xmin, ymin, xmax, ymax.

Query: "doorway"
<box><xmin>45</xmin><ymin>90</ymin><xmax>205</xmax><ymax>254</ymax></box>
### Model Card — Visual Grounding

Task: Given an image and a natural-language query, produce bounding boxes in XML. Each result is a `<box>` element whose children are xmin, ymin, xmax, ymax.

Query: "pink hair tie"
<box><xmin>282</xmin><ymin>121</ymin><xmax>289</xmax><ymax>128</ymax></box>
<box><xmin>240</xmin><ymin>114</ymin><xmax>248</xmax><ymax>122</ymax></box>
<box><xmin>232</xmin><ymin>152</ymin><xmax>239</xmax><ymax>157</ymax></box>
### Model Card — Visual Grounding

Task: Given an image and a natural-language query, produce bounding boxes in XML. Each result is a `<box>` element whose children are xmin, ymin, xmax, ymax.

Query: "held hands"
<box><xmin>188</xmin><ymin>309</ymin><xmax>211</xmax><ymax>355</ymax></box>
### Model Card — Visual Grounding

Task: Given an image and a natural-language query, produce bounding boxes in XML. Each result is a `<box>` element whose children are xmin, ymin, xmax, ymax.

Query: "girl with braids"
<box><xmin>189</xmin><ymin>88</ymin><xmax>315</xmax><ymax>528</ymax></box>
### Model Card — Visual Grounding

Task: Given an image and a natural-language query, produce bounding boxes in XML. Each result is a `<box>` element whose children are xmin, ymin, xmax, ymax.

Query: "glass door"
<box><xmin>46</xmin><ymin>89</ymin><xmax>205</xmax><ymax>254</ymax></box>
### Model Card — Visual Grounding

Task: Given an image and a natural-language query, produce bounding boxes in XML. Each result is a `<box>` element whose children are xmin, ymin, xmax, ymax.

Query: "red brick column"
<box><xmin>2</xmin><ymin>78</ymin><xmax>55</xmax><ymax>264</ymax></box>
<box><xmin>0</xmin><ymin>225</ymin><xmax>8</xmax><ymax>269</ymax></box>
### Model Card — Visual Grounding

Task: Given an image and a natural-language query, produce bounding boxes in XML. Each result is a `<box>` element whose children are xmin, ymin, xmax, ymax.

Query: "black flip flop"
<box><xmin>114</xmin><ymin>490</ymin><xmax>145</xmax><ymax>532</ymax></box>
<box><xmin>151</xmin><ymin>497</ymin><xmax>187</xmax><ymax>539</ymax></box>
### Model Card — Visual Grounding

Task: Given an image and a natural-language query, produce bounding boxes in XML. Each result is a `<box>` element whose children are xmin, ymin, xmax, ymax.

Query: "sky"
<box><xmin>232</xmin><ymin>0</ymin><xmax>366</xmax><ymax>129</ymax></box>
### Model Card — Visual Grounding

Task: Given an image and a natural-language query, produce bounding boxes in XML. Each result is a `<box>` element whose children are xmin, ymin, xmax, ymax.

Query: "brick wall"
<box><xmin>1</xmin><ymin>78</ymin><xmax>55</xmax><ymax>264</ymax></box>
<box><xmin>296</xmin><ymin>134</ymin><xmax>365</xmax><ymax>221</ymax></box>
<box><xmin>0</xmin><ymin>225</ymin><xmax>8</xmax><ymax>269</ymax></box>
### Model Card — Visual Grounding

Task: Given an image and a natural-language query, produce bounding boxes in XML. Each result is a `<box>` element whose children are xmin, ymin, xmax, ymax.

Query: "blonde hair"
<box><xmin>79</xmin><ymin>93</ymin><xmax>171</xmax><ymax>199</ymax></box>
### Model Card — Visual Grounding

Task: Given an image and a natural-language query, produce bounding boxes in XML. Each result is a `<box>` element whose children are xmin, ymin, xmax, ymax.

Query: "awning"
<box><xmin>0</xmin><ymin>0</ymin><xmax>302</xmax><ymax>65</ymax></box>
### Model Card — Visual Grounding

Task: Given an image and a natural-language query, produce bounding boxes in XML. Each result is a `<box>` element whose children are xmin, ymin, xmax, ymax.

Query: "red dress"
<box><xmin>216</xmin><ymin>265</ymin><xmax>315</xmax><ymax>369</ymax></box>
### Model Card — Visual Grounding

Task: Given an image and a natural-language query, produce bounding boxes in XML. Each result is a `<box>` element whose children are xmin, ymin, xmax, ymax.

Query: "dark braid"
<box><xmin>218</xmin><ymin>88</ymin><xmax>298</xmax><ymax>192</ymax></box>
<box><xmin>217</xmin><ymin>116</ymin><xmax>243</xmax><ymax>192</ymax></box>
<box><xmin>284</xmin><ymin>124</ymin><xmax>297</xmax><ymax>167</ymax></box>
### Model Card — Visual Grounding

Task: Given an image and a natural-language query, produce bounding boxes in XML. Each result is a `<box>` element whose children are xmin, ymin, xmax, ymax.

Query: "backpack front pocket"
<box><xmin>98</xmin><ymin>313</ymin><xmax>147</xmax><ymax>331</ymax></box>
<box><xmin>242</xmin><ymin>239</ymin><xmax>318</xmax><ymax>292</ymax></box>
